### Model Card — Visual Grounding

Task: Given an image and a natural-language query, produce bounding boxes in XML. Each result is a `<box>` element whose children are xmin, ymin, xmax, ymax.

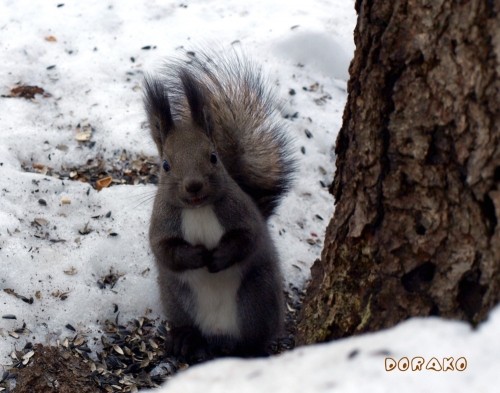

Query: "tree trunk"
<box><xmin>296</xmin><ymin>0</ymin><xmax>500</xmax><ymax>345</ymax></box>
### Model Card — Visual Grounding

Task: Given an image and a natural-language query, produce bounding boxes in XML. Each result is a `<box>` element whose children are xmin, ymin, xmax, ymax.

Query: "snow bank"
<box><xmin>151</xmin><ymin>306</ymin><xmax>500</xmax><ymax>393</ymax></box>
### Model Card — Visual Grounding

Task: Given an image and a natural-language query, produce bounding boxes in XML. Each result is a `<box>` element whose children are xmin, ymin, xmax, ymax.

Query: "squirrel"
<box><xmin>143</xmin><ymin>48</ymin><xmax>295</xmax><ymax>361</ymax></box>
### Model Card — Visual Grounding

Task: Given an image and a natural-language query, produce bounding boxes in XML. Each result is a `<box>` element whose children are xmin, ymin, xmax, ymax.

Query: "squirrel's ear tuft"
<box><xmin>143</xmin><ymin>76</ymin><xmax>174</xmax><ymax>146</ymax></box>
<box><xmin>179</xmin><ymin>69</ymin><xmax>214</xmax><ymax>138</ymax></box>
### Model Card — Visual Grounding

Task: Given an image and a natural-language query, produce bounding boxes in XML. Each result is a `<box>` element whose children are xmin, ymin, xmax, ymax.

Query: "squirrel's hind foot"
<box><xmin>165</xmin><ymin>326</ymin><xmax>211</xmax><ymax>364</ymax></box>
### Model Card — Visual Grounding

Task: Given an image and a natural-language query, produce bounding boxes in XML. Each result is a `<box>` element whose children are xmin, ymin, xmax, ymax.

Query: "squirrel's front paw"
<box><xmin>208</xmin><ymin>248</ymin><xmax>233</xmax><ymax>273</ymax></box>
<box><xmin>178</xmin><ymin>244</ymin><xmax>211</xmax><ymax>270</ymax></box>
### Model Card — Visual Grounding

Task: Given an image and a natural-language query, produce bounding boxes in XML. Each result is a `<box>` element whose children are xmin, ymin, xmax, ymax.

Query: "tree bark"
<box><xmin>296</xmin><ymin>0</ymin><xmax>500</xmax><ymax>345</ymax></box>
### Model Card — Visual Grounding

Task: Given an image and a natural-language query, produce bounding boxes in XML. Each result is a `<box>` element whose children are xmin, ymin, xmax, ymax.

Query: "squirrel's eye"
<box><xmin>162</xmin><ymin>160</ymin><xmax>171</xmax><ymax>172</ymax></box>
<box><xmin>210</xmin><ymin>152</ymin><xmax>218</xmax><ymax>165</ymax></box>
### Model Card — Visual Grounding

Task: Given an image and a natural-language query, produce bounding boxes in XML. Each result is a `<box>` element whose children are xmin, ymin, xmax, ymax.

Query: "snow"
<box><xmin>151</xmin><ymin>307</ymin><xmax>500</xmax><ymax>393</ymax></box>
<box><xmin>0</xmin><ymin>0</ymin><xmax>496</xmax><ymax>392</ymax></box>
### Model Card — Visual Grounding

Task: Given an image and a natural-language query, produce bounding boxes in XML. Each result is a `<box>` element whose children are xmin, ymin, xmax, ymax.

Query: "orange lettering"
<box><xmin>398</xmin><ymin>357</ymin><xmax>410</xmax><ymax>371</ymax></box>
<box><xmin>426</xmin><ymin>357</ymin><xmax>442</xmax><ymax>371</ymax></box>
<box><xmin>411</xmin><ymin>357</ymin><xmax>424</xmax><ymax>371</ymax></box>
<box><xmin>385</xmin><ymin>358</ymin><xmax>397</xmax><ymax>371</ymax></box>
<box><xmin>456</xmin><ymin>357</ymin><xmax>467</xmax><ymax>371</ymax></box>
<box><xmin>442</xmin><ymin>357</ymin><xmax>454</xmax><ymax>371</ymax></box>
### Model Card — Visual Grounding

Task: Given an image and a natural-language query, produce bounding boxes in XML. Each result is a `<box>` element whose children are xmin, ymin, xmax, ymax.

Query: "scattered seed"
<box><xmin>22</xmin><ymin>351</ymin><xmax>35</xmax><ymax>361</ymax></box>
<box><xmin>52</xmin><ymin>290</ymin><xmax>70</xmax><ymax>300</ymax></box>
<box><xmin>33</xmin><ymin>217</ymin><xmax>49</xmax><ymax>226</ymax></box>
<box><xmin>149</xmin><ymin>339</ymin><xmax>158</xmax><ymax>350</ymax></box>
<box><xmin>65</xmin><ymin>323</ymin><xmax>76</xmax><ymax>332</ymax></box>
<box><xmin>21</xmin><ymin>296</ymin><xmax>34</xmax><ymax>304</ymax></box>
<box><xmin>304</xmin><ymin>129</ymin><xmax>313</xmax><ymax>138</ymax></box>
<box><xmin>56</xmin><ymin>144</ymin><xmax>69</xmax><ymax>151</ymax></box>
<box><xmin>63</xmin><ymin>267</ymin><xmax>78</xmax><ymax>275</ymax></box>
<box><xmin>113</xmin><ymin>345</ymin><xmax>124</xmax><ymax>356</ymax></box>
<box><xmin>15</xmin><ymin>324</ymin><xmax>27</xmax><ymax>334</ymax></box>
<box><xmin>60</xmin><ymin>196</ymin><xmax>71</xmax><ymax>205</ymax></box>
<box><xmin>78</xmin><ymin>222</ymin><xmax>92</xmax><ymax>235</ymax></box>
<box><xmin>8</xmin><ymin>331</ymin><xmax>19</xmax><ymax>339</ymax></box>
<box><xmin>38</xmin><ymin>198</ymin><xmax>47</xmax><ymax>206</ymax></box>
<box><xmin>75</xmin><ymin>130</ymin><xmax>92</xmax><ymax>142</ymax></box>
<box><xmin>2</xmin><ymin>314</ymin><xmax>16</xmax><ymax>320</ymax></box>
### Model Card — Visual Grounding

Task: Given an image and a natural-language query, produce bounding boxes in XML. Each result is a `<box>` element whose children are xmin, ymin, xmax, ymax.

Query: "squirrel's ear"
<box><xmin>180</xmin><ymin>69</ymin><xmax>214</xmax><ymax>138</ymax></box>
<box><xmin>143</xmin><ymin>76</ymin><xmax>174</xmax><ymax>147</ymax></box>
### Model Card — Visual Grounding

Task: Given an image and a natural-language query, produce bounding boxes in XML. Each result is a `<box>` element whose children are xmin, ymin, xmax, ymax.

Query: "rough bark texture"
<box><xmin>296</xmin><ymin>0</ymin><xmax>500</xmax><ymax>345</ymax></box>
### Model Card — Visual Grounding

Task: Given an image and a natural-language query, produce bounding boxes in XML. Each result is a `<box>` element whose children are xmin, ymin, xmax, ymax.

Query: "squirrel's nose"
<box><xmin>184</xmin><ymin>179</ymin><xmax>204</xmax><ymax>194</ymax></box>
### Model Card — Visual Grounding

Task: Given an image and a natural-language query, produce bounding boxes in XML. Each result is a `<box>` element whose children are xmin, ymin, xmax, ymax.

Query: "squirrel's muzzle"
<box><xmin>184</xmin><ymin>179</ymin><xmax>204</xmax><ymax>194</ymax></box>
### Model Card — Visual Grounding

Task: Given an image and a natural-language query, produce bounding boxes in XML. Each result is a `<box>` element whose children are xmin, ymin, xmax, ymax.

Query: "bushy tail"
<box><xmin>160</xmin><ymin>48</ymin><xmax>296</xmax><ymax>218</ymax></box>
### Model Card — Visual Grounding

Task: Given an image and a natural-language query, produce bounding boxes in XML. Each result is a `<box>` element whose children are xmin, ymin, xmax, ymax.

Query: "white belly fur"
<box><xmin>180</xmin><ymin>205</ymin><xmax>241</xmax><ymax>338</ymax></box>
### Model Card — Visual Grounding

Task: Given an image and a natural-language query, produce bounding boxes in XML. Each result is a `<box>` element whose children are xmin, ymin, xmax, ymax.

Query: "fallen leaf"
<box><xmin>10</xmin><ymin>85</ymin><xmax>50</xmax><ymax>99</ymax></box>
<box><xmin>96</xmin><ymin>176</ymin><xmax>113</xmax><ymax>191</ymax></box>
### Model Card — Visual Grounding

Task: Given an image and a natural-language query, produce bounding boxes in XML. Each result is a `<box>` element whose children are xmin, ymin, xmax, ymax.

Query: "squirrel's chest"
<box><xmin>181</xmin><ymin>205</ymin><xmax>225</xmax><ymax>249</ymax></box>
<box><xmin>180</xmin><ymin>205</ymin><xmax>240</xmax><ymax>337</ymax></box>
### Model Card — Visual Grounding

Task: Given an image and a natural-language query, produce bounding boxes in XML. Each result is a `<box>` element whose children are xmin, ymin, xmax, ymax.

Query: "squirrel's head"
<box><xmin>144</xmin><ymin>71</ymin><xmax>227</xmax><ymax>209</ymax></box>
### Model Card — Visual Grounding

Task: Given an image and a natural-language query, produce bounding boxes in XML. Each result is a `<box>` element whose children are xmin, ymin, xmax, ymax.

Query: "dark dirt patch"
<box><xmin>12</xmin><ymin>344</ymin><xmax>99</xmax><ymax>393</ymax></box>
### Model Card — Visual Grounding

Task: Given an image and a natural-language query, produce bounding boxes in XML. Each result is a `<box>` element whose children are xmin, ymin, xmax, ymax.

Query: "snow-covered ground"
<box><xmin>1</xmin><ymin>0</ymin><xmax>497</xmax><ymax>392</ymax></box>
<box><xmin>152</xmin><ymin>307</ymin><xmax>500</xmax><ymax>393</ymax></box>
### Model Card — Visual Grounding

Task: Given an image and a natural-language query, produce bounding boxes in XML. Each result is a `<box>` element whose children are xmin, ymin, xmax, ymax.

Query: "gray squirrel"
<box><xmin>143</xmin><ymin>49</ymin><xmax>295</xmax><ymax>361</ymax></box>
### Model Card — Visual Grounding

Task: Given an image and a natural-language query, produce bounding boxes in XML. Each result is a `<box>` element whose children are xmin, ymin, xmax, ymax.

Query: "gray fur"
<box><xmin>145</xmin><ymin>49</ymin><xmax>293</xmax><ymax>358</ymax></box>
